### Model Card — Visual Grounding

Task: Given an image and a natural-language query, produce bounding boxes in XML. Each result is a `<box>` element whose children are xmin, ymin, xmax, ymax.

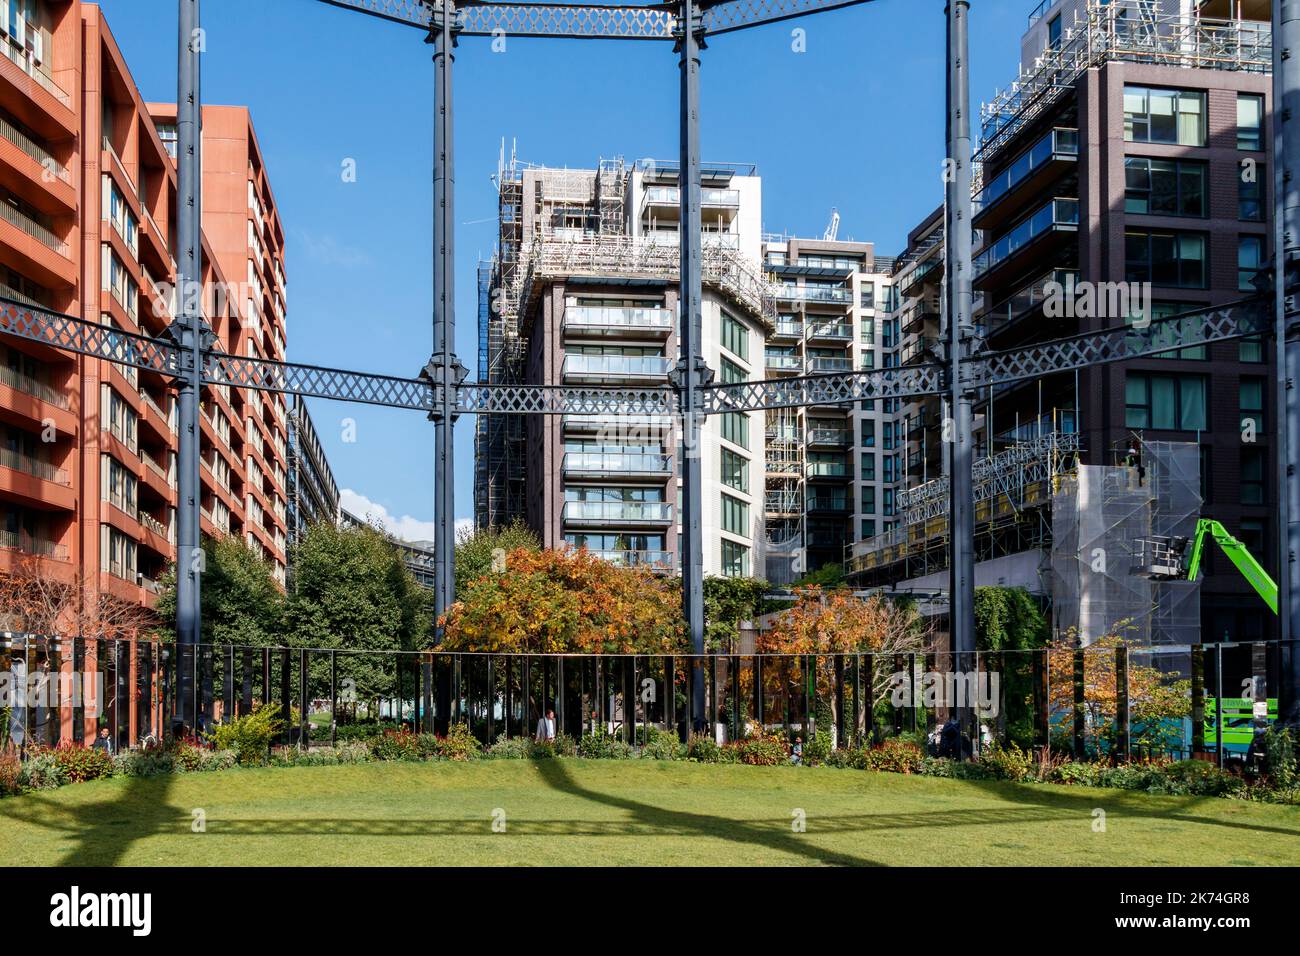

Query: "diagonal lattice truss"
<box><xmin>0</xmin><ymin>299</ymin><xmax>182</xmax><ymax>377</ymax></box>
<box><xmin>316</xmin><ymin>0</ymin><xmax>876</xmax><ymax>39</ymax></box>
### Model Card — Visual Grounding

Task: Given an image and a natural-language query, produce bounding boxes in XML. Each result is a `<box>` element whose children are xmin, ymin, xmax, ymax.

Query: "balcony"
<box><xmin>899</xmin><ymin>335</ymin><xmax>938</xmax><ymax>366</ymax></box>
<box><xmin>0</xmin><ymin>39</ymin><xmax>72</xmax><ymax>111</ymax></box>
<box><xmin>777</xmin><ymin>284</ymin><xmax>851</xmax><ymax>307</ymax></box>
<box><xmin>563</xmin><ymin>413</ymin><xmax>673</xmax><ymax>435</ymax></box>
<box><xmin>0</xmin><ymin>194</ymin><xmax>69</xmax><ymax>258</ymax></box>
<box><xmin>0</xmin><ymin>446</ymin><xmax>68</xmax><ymax>485</ymax></box>
<box><xmin>900</xmin><ymin>297</ymin><xmax>940</xmax><ymax>335</ymax></box>
<box><xmin>806</xmin><ymin>427</ymin><xmax>850</xmax><ymax>447</ymax></box>
<box><xmin>765</xmin><ymin>352</ymin><xmax>801</xmax><ymax>373</ymax></box>
<box><xmin>582</xmin><ymin>548</ymin><xmax>675</xmax><ymax>571</ymax></box>
<box><xmin>897</xmin><ymin>257</ymin><xmax>941</xmax><ymax>297</ymax></box>
<box><xmin>806</xmin><ymin>357</ymin><xmax>852</xmax><ymax>373</ymax></box>
<box><xmin>640</xmin><ymin>185</ymin><xmax>740</xmax><ymax>220</ymax></box>
<box><xmin>973</xmin><ymin>128</ymin><xmax>1078</xmax><ymax>231</ymax></box>
<box><xmin>562</xmin><ymin>353</ymin><xmax>671</xmax><ymax>384</ymax></box>
<box><xmin>974</xmin><ymin>198</ymin><xmax>1078</xmax><ymax>285</ymax></box>
<box><xmin>805</xmin><ymin>321</ymin><xmax>853</xmax><ymax>343</ymax></box>
<box><xmin>562</xmin><ymin>500</ymin><xmax>673</xmax><ymax>526</ymax></box>
<box><xmin>806</xmin><ymin>460</ymin><xmax>850</xmax><ymax>480</ymax></box>
<box><xmin>562</xmin><ymin>451</ymin><xmax>672</xmax><ymax>479</ymax></box>
<box><xmin>980</xmin><ymin>269</ymin><xmax>1079</xmax><ymax>341</ymax></box>
<box><xmin>0</xmin><ymin>529</ymin><xmax>67</xmax><ymax>561</ymax></box>
<box><xmin>0</xmin><ymin>360</ymin><xmax>67</xmax><ymax>409</ymax></box>
<box><xmin>806</xmin><ymin>495</ymin><xmax>850</xmax><ymax>513</ymax></box>
<box><xmin>771</xmin><ymin>318</ymin><xmax>803</xmax><ymax>339</ymax></box>
<box><xmin>562</xmin><ymin>304</ymin><xmax>673</xmax><ymax>338</ymax></box>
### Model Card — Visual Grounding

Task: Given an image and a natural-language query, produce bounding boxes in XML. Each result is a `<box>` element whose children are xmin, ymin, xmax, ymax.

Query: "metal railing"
<box><xmin>0</xmin><ymin>197</ymin><xmax>68</xmax><ymax>257</ymax></box>
<box><xmin>0</xmin><ymin>359</ymin><xmax>67</xmax><ymax>408</ymax></box>
<box><xmin>5</xmin><ymin>634</ymin><xmax>1290</xmax><ymax>769</ymax></box>
<box><xmin>0</xmin><ymin>41</ymin><xmax>72</xmax><ymax>107</ymax></box>
<box><xmin>0</xmin><ymin>446</ymin><xmax>67</xmax><ymax>484</ymax></box>
<box><xmin>0</xmin><ymin>112</ymin><xmax>69</xmax><ymax>182</ymax></box>
<box><xmin>0</xmin><ymin>530</ymin><xmax>67</xmax><ymax>560</ymax></box>
<box><xmin>975</xmin><ymin>198</ymin><xmax>1079</xmax><ymax>278</ymax></box>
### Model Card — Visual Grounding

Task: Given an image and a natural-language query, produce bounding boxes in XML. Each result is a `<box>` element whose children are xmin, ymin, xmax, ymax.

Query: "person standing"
<box><xmin>535</xmin><ymin>708</ymin><xmax>556</xmax><ymax>743</ymax></box>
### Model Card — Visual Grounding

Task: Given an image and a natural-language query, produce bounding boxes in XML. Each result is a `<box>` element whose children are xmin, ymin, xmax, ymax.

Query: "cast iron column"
<box><xmin>1275</xmin><ymin>0</ymin><xmax>1300</xmax><ymax>724</ymax></box>
<box><xmin>677</xmin><ymin>0</ymin><xmax>707</xmax><ymax>731</ymax></box>
<box><xmin>174</xmin><ymin>0</ymin><xmax>203</xmax><ymax>729</ymax></box>
<box><xmin>431</xmin><ymin>0</ymin><xmax>458</xmax><ymax>630</ymax></box>
<box><xmin>945</xmin><ymin>1</ymin><xmax>976</xmax><ymax>738</ymax></box>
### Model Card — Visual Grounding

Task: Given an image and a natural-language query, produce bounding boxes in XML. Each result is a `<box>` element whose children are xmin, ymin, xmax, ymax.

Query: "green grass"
<box><xmin>3</xmin><ymin>759</ymin><xmax>1299</xmax><ymax>866</ymax></box>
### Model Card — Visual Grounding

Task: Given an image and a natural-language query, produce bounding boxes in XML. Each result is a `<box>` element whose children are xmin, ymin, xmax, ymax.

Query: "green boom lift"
<box><xmin>1135</xmin><ymin>519</ymin><xmax>1278</xmax><ymax>753</ymax></box>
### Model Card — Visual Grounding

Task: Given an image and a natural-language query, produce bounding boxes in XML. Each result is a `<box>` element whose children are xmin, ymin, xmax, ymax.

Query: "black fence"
<box><xmin>2</xmin><ymin>634</ymin><xmax>1296</xmax><ymax>768</ymax></box>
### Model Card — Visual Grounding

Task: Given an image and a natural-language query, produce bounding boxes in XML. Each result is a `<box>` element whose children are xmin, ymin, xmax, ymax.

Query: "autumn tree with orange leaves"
<box><xmin>439</xmin><ymin>547</ymin><xmax>687</xmax><ymax>654</ymax></box>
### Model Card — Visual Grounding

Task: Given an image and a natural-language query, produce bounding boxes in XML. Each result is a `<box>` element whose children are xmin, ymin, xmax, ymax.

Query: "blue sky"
<box><xmin>97</xmin><ymin>0</ymin><xmax>1028</xmax><ymax>540</ymax></box>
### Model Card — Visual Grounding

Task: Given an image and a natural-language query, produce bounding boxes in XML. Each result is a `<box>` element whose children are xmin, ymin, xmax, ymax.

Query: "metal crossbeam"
<box><xmin>458</xmin><ymin>383</ymin><xmax>677</xmax><ymax>414</ymax></box>
<box><xmin>205</xmin><ymin>353</ymin><xmax>435</xmax><ymax>411</ymax></box>
<box><xmin>316</xmin><ymin>0</ymin><xmax>875</xmax><ymax>40</ymax></box>
<box><xmin>700</xmin><ymin>364</ymin><xmax>943</xmax><ymax>412</ymax></box>
<box><xmin>974</xmin><ymin>295</ymin><xmax>1269</xmax><ymax>389</ymax></box>
<box><xmin>0</xmin><ymin>298</ymin><xmax>181</xmax><ymax>376</ymax></box>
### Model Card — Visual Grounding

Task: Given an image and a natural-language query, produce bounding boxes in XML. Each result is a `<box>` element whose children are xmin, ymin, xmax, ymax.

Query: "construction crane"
<box><xmin>823</xmin><ymin>207</ymin><xmax>839</xmax><ymax>241</ymax></box>
<box><xmin>1136</xmin><ymin>518</ymin><xmax>1277</xmax><ymax>615</ymax></box>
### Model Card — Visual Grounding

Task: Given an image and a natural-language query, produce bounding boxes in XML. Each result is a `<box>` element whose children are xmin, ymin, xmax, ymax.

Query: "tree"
<box><xmin>703</xmin><ymin>575</ymin><xmax>771</xmax><ymax>652</ymax></box>
<box><xmin>440</xmin><ymin>547</ymin><xmax>686</xmax><ymax>654</ymax></box>
<box><xmin>454</xmin><ymin>520</ymin><xmax>539</xmax><ymax>598</ymax></box>
<box><xmin>155</xmin><ymin>536</ymin><xmax>283</xmax><ymax>646</ymax></box>
<box><xmin>974</xmin><ymin>586</ymin><xmax>1049</xmax><ymax>746</ymax></box>
<box><xmin>793</xmin><ymin>562</ymin><xmax>845</xmax><ymax>589</ymax></box>
<box><xmin>759</xmin><ymin>587</ymin><xmax>930</xmax><ymax>740</ymax></box>
<box><xmin>1047</xmin><ymin>632</ymin><xmax>1191</xmax><ymax>757</ymax></box>
<box><xmin>0</xmin><ymin>557</ymin><xmax>155</xmax><ymax>639</ymax></box>
<box><xmin>286</xmin><ymin>522</ymin><xmax>431</xmax><ymax>701</ymax></box>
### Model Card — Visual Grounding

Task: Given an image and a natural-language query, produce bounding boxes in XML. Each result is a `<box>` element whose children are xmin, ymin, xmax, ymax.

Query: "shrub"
<box><xmin>1149</xmin><ymin>759</ymin><xmax>1244</xmax><ymax>797</ymax></box>
<box><xmin>0</xmin><ymin>752</ymin><xmax>22</xmax><ymax>796</ymax></box>
<box><xmin>919</xmin><ymin>756</ymin><xmax>956</xmax><ymax>778</ymax></box>
<box><xmin>433</xmin><ymin>723</ymin><xmax>482</xmax><ymax>761</ymax></box>
<box><xmin>639</xmin><ymin>727</ymin><xmax>685</xmax><ymax>761</ymax></box>
<box><xmin>371</xmin><ymin>729</ymin><xmax>423</xmax><ymax>762</ymax></box>
<box><xmin>802</xmin><ymin>732</ymin><xmax>833</xmax><ymax>766</ymax></box>
<box><xmin>686</xmin><ymin>733</ymin><xmax>723</xmax><ymax>763</ymax></box>
<box><xmin>209</xmin><ymin>704</ymin><xmax>282</xmax><ymax>766</ymax></box>
<box><xmin>976</xmin><ymin>743</ymin><xmax>1035</xmax><ymax>782</ymax></box>
<box><xmin>270</xmin><ymin>743</ymin><xmax>372</xmax><ymax>767</ymax></box>
<box><xmin>1261</xmin><ymin>727</ymin><xmax>1297</xmax><ymax>790</ymax></box>
<box><xmin>577</xmin><ymin>728</ymin><xmax>633</xmax><ymax>760</ymax></box>
<box><xmin>862</xmin><ymin>738</ymin><xmax>924</xmax><ymax>774</ymax></box>
<box><xmin>172</xmin><ymin>742</ymin><xmax>207</xmax><ymax>773</ymax></box>
<box><xmin>533</xmin><ymin>733</ymin><xmax>577</xmax><ymax>759</ymax></box>
<box><xmin>333</xmin><ymin>721</ymin><xmax>401</xmax><ymax>743</ymax></box>
<box><xmin>732</xmin><ymin>733</ymin><xmax>789</xmax><ymax>767</ymax></box>
<box><xmin>50</xmin><ymin>743</ymin><xmax>114</xmax><ymax>783</ymax></box>
<box><xmin>1049</xmin><ymin>760</ymin><xmax>1102</xmax><ymax>787</ymax></box>
<box><xmin>18</xmin><ymin>752</ymin><xmax>65</xmax><ymax>790</ymax></box>
<box><xmin>112</xmin><ymin>750</ymin><xmax>175</xmax><ymax>777</ymax></box>
<box><xmin>487</xmin><ymin>735</ymin><xmax>534</xmax><ymax>759</ymax></box>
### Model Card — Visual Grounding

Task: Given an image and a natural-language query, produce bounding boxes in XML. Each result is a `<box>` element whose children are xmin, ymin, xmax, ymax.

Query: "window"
<box><xmin>101</xmin><ymin>246</ymin><xmax>138</xmax><ymax>318</ymax></box>
<box><xmin>1125</xmin><ymin>231</ymin><xmax>1206</xmax><ymax>289</ymax></box>
<box><xmin>1125</xmin><ymin>373</ymin><xmax>1207</xmax><ymax>431</ymax></box>
<box><xmin>101</xmin><ymin>525</ymin><xmax>137</xmax><ymax>581</ymax></box>
<box><xmin>1240</xmin><ymin>336</ymin><xmax>1265</xmax><ymax>363</ymax></box>
<box><xmin>721</xmin><ymin>493</ymin><xmax>748</xmax><ymax>536</ymax></box>
<box><xmin>1047</xmin><ymin>13</ymin><xmax>1061</xmax><ymax>51</ymax></box>
<box><xmin>720</xmin><ymin>311</ymin><xmax>748</xmax><ymax>362</ymax></box>
<box><xmin>1240</xmin><ymin>377</ymin><xmax>1265</xmax><ymax>435</ymax></box>
<box><xmin>721</xmin><ymin>539</ymin><xmax>749</xmax><ymax>577</ymax></box>
<box><xmin>860</xmin><ymin>519</ymin><xmax>876</xmax><ymax>539</ymax></box>
<box><xmin>1240</xmin><ymin>164</ymin><xmax>1264</xmax><ymax>221</ymax></box>
<box><xmin>721</xmin><ymin>412</ymin><xmax>748</xmax><ymax>449</ymax></box>
<box><xmin>883</xmin><ymin>489</ymin><xmax>896</xmax><ymax>517</ymax></box>
<box><xmin>1238</xmin><ymin>94</ymin><xmax>1265</xmax><ymax>151</ymax></box>
<box><xmin>1130</xmin><ymin>301</ymin><xmax>1206</xmax><ymax>361</ymax></box>
<box><xmin>859</xmin><ymin>283</ymin><xmax>875</xmax><ymax>309</ymax></box>
<box><xmin>1240</xmin><ymin>519</ymin><xmax>1266</xmax><ymax>566</ymax></box>
<box><xmin>720</xmin><ymin>358</ymin><xmax>746</xmax><ymax>385</ymax></box>
<box><xmin>720</xmin><ymin>447</ymin><xmax>747</xmax><ymax>492</ymax></box>
<box><xmin>1124</xmin><ymin>158</ymin><xmax>1205</xmax><ymax>218</ymax></box>
<box><xmin>860</xmin><ymin>419</ymin><xmax>876</xmax><ymax>447</ymax></box>
<box><xmin>1239</xmin><ymin>235</ymin><xmax>1265</xmax><ymax>292</ymax></box>
<box><xmin>101</xmin><ymin>454</ymin><xmax>137</xmax><ymax>517</ymax></box>
<box><xmin>861</xmin><ymin>485</ymin><xmax>876</xmax><ymax>515</ymax></box>
<box><xmin>860</xmin><ymin>451</ymin><xmax>875</xmax><ymax>481</ymax></box>
<box><xmin>101</xmin><ymin>385</ymin><xmax>138</xmax><ymax>452</ymax></box>
<box><xmin>1241</xmin><ymin>447</ymin><xmax>1266</xmax><ymax>505</ymax></box>
<box><xmin>1124</xmin><ymin>86</ymin><xmax>1206</xmax><ymax>146</ymax></box>
<box><xmin>102</xmin><ymin>176</ymin><xmax>138</xmax><ymax>255</ymax></box>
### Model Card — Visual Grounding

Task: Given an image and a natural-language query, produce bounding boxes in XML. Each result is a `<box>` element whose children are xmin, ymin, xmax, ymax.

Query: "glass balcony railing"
<box><xmin>562</xmin><ymin>354</ymin><xmax>671</xmax><ymax>379</ymax></box>
<box><xmin>642</xmin><ymin>186</ymin><xmax>740</xmax><ymax>207</ymax></box>
<box><xmin>778</xmin><ymin>285</ymin><xmax>851</xmax><ymax>305</ymax></box>
<box><xmin>975</xmin><ymin>127</ymin><xmax>1078</xmax><ymax>213</ymax></box>
<box><xmin>583</xmin><ymin>548</ymin><xmax>675</xmax><ymax>569</ymax></box>
<box><xmin>563</xmin><ymin>305</ymin><xmax>673</xmax><ymax>332</ymax></box>
<box><xmin>981</xmin><ymin>269</ymin><xmax>1078</xmax><ymax>332</ymax></box>
<box><xmin>772</xmin><ymin>319</ymin><xmax>803</xmax><ymax>337</ymax></box>
<box><xmin>765</xmin><ymin>352</ymin><xmax>801</xmax><ymax>371</ymax></box>
<box><xmin>807</xmin><ymin>357</ymin><xmax>852</xmax><ymax>373</ymax></box>
<box><xmin>806</xmin><ymin>460</ymin><xmax>850</xmax><ymax>478</ymax></box>
<box><xmin>563</xmin><ymin>413</ymin><xmax>673</xmax><ymax>431</ymax></box>
<box><xmin>563</xmin><ymin>501</ymin><xmax>673</xmax><ymax>523</ymax></box>
<box><xmin>806</xmin><ymin>322</ymin><xmax>852</xmax><ymax>339</ymax></box>
<box><xmin>806</xmin><ymin>496</ymin><xmax>850</xmax><ymax>511</ymax></box>
<box><xmin>562</xmin><ymin>452</ymin><xmax>672</xmax><ymax>475</ymax></box>
<box><xmin>974</xmin><ymin>198</ymin><xmax>1078</xmax><ymax>278</ymax></box>
<box><xmin>806</xmin><ymin>428</ymin><xmax>851</xmax><ymax>446</ymax></box>
<box><xmin>995</xmin><ymin>411</ymin><xmax>1077</xmax><ymax>445</ymax></box>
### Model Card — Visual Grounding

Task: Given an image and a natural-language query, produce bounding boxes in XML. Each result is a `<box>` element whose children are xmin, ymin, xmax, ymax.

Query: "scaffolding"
<box><xmin>977</xmin><ymin>0</ymin><xmax>1271</xmax><ymax>165</ymax></box>
<box><xmin>764</xmin><ymin>406</ymin><xmax>804</xmax><ymax>584</ymax></box>
<box><xmin>1050</xmin><ymin>440</ymin><xmax>1201</xmax><ymax>647</ymax></box>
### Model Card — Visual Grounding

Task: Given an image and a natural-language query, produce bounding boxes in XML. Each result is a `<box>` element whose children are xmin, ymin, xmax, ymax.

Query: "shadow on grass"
<box><xmin>1</xmin><ymin>772</ymin><xmax>188</xmax><ymax>866</ymax></box>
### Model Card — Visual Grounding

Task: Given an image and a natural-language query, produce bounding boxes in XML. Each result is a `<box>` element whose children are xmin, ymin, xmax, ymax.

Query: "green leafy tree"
<box><xmin>793</xmin><ymin>562</ymin><xmax>845</xmax><ymax>589</ymax></box>
<box><xmin>454</xmin><ymin>520</ymin><xmax>540</xmax><ymax>597</ymax></box>
<box><xmin>702</xmin><ymin>576</ymin><xmax>771</xmax><ymax>652</ymax></box>
<box><xmin>974</xmin><ymin>586</ymin><xmax>1049</xmax><ymax>748</ymax></box>
<box><xmin>155</xmin><ymin>536</ymin><xmax>284</xmax><ymax>646</ymax></box>
<box><xmin>286</xmin><ymin>522</ymin><xmax>431</xmax><ymax>701</ymax></box>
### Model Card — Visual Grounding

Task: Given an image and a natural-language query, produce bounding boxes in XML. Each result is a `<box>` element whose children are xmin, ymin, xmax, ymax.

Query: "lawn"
<box><xmin>3</xmin><ymin>759</ymin><xmax>1299</xmax><ymax>866</ymax></box>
